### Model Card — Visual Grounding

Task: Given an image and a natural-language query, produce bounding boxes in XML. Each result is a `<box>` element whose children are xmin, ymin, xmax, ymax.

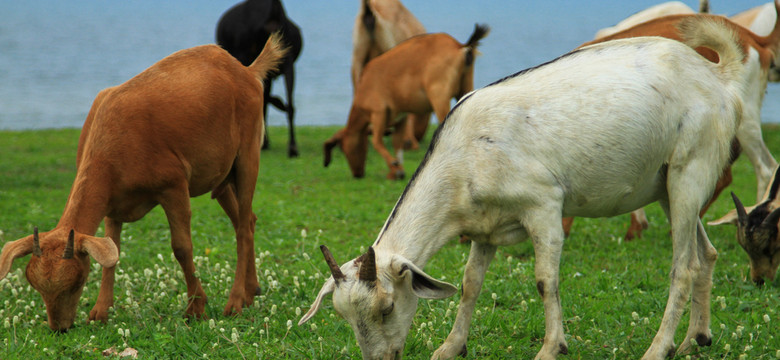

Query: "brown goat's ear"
<box><xmin>80</xmin><ymin>236</ymin><xmax>119</xmax><ymax>268</ymax></box>
<box><xmin>0</xmin><ymin>235</ymin><xmax>34</xmax><ymax>279</ymax></box>
<box><xmin>323</xmin><ymin>129</ymin><xmax>345</xmax><ymax>167</ymax></box>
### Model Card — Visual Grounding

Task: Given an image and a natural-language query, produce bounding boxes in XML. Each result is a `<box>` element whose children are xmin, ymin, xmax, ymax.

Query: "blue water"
<box><xmin>0</xmin><ymin>0</ymin><xmax>776</xmax><ymax>130</ymax></box>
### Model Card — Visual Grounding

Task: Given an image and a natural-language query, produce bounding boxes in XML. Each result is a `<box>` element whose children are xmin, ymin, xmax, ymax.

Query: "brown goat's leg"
<box><xmin>215</xmin><ymin>183</ymin><xmax>260</xmax><ymax>315</ymax></box>
<box><xmin>561</xmin><ymin>217</ymin><xmax>574</xmax><ymax>237</ymax></box>
<box><xmin>160</xmin><ymin>187</ymin><xmax>207</xmax><ymax>319</ymax></box>
<box><xmin>700</xmin><ymin>167</ymin><xmax>732</xmax><ymax>217</ymax></box>
<box><xmin>401</xmin><ymin>114</ymin><xmax>419</xmax><ymax>150</ymax></box>
<box><xmin>370</xmin><ymin>112</ymin><xmax>404</xmax><ymax>180</ymax></box>
<box><xmin>413</xmin><ymin>112</ymin><xmax>431</xmax><ymax>142</ymax></box>
<box><xmin>223</xmin><ymin>148</ymin><xmax>260</xmax><ymax>316</ymax></box>
<box><xmin>88</xmin><ymin>217</ymin><xmax>122</xmax><ymax>323</ymax></box>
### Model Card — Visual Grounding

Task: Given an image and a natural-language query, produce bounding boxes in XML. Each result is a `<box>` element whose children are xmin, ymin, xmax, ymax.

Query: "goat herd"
<box><xmin>1</xmin><ymin>0</ymin><xmax>780</xmax><ymax>359</ymax></box>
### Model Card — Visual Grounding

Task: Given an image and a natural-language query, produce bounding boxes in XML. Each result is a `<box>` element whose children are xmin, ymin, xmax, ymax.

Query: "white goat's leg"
<box><xmin>736</xmin><ymin>112</ymin><xmax>778</xmax><ymax>197</ymax></box>
<box><xmin>526</xmin><ymin>208</ymin><xmax>568</xmax><ymax>360</ymax></box>
<box><xmin>432</xmin><ymin>241</ymin><xmax>497</xmax><ymax>360</ymax></box>
<box><xmin>679</xmin><ymin>220</ymin><xmax>717</xmax><ymax>353</ymax></box>
<box><xmin>643</xmin><ymin>174</ymin><xmax>707</xmax><ymax>359</ymax></box>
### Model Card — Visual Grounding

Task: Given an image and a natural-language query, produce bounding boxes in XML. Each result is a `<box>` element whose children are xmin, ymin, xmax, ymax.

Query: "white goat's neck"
<box><xmin>372</xmin><ymin>156</ymin><xmax>464</xmax><ymax>267</ymax></box>
<box><xmin>56</xmin><ymin>162</ymin><xmax>110</xmax><ymax>236</ymax></box>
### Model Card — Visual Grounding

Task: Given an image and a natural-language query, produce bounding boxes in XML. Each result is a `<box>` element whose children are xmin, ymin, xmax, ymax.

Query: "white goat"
<box><xmin>300</xmin><ymin>16</ymin><xmax>746</xmax><ymax>360</ymax></box>
<box><xmin>593</xmin><ymin>0</ymin><xmax>709</xmax><ymax>39</ymax></box>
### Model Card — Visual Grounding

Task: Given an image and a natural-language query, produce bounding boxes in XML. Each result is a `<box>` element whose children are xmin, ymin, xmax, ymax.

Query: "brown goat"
<box><xmin>562</xmin><ymin>5</ymin><xmax>780</xmax><ymax>241</ymax></box>
<box><xmin>0</xmin><ymin>34</ymin><xmax>286</xmax><ymax>331</ymax></box>
<box><xmin>325</xmin><ymin>24</ymin><xmax>489</xmax><ymax>180</ymax></box>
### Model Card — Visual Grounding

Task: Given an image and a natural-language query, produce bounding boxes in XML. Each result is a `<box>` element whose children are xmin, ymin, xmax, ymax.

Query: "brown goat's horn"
<box><xmin>358</xmin><ymin>246</ymin><xmax>377</xmax><ymax>284</ymax></box>
<box><xmin>320</xmin><ymin>245</ymin><xmax>345</xmax><ymax>282</ymax></box>
<box><xmin>731</xmin><ymin>192</ymin><xmax>748</xmax><ymax>227</ymax></box>
<box><xmin>32</xmin><ymin>227</ymin><xmax>42</xmax><ymax>257</ymax></box>
<box><xmin>63</xmin><ymin>229</ymin><xmax>75</xmax><ymax>259</ymax></box>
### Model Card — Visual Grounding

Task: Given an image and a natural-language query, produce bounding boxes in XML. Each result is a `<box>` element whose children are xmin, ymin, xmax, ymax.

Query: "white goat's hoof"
<box><xmin>431</xmin><ymin>342</ymin><xmax>467</xmax><ymax>359</ymax></box>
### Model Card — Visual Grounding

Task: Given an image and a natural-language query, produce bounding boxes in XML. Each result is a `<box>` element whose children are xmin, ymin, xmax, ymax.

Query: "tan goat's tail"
<box><xmin>248</xmin><ymin>32</ymin><xmax>289</xmax><ymax>82</ymax></box>
<box><xmin>464</xmin><ymin>24</ymin><xmax>490</xmax><ymax>66</ymax></box>
<box><xmin>677</xmin><ymin>17</ymin><xmax>745</xmax><ymax>85</ymax></box>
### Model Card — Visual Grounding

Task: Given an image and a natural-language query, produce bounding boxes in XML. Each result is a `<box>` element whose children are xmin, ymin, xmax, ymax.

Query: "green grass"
<box><xmin>0</xmin><ymin>125</ymin><xmax>778</xmax><ymax>359</ymax></box>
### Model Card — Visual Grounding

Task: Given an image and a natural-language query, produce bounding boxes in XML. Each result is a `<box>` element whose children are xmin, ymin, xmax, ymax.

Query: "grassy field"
<box><xmin>0</xmin><ymin>125</ymin><xmax>778</xmax><ymax>359</ymax></box>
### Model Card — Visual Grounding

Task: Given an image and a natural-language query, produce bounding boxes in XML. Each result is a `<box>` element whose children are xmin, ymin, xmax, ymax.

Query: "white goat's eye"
<box><xmin>382</xmin><ymin>303</ymin><xmax>394</xmax><ymax>318</ymax></box>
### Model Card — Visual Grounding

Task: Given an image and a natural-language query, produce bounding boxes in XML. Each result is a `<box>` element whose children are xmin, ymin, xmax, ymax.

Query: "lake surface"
<box><xmin>0</xmin><ymin>0</ymin><xmax>777</xmax><ymax>130</ymax></box>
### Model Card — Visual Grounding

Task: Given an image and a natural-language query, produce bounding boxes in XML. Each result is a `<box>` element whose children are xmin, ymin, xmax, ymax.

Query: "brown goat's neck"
<box><xmin>56</xmin><ymin>164</ymin><xmax>111</xmax><ymax>236</ymax></box>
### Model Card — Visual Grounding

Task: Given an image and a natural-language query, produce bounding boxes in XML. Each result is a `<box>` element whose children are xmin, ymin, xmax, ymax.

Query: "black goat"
<box><xmin>217</xmin><ymin>0</ymin><xmax>303</xmax><ymax>157</ymax></box>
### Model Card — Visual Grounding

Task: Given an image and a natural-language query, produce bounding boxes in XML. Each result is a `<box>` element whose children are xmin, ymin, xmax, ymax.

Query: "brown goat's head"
<box><xmin>729</xmin><ymin>192</ymin><xmax>780</xmax><ymax>285</ymax></box>
<box><xmin>0</xmin><ymin>227</ymin><xmax>118</xmax><ymax>331</ymax></box>
<box><xmin>323</xmin><ymin>109</ymin><xmax>369</xmax><ymax>178</ymax></box>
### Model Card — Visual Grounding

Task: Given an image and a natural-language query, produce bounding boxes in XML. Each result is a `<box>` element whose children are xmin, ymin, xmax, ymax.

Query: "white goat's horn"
<box><xmin>32</xmin><ymin>227</ymin><xmax>42</xmax><ymax>257</ymax></box>
<box><xmin>320</xmin><ymin>245</ymin><xmax>345</xmax><ymax>281</ymax></box>
<box><xmin>358</xmin><ymin>246</ymin><xmax>377</xmax><ymax>283</ymax></box>
<box><xmin>63</xmin><ymin>229</ymin><xmax>75</xmax><ymax>259</ymax></box>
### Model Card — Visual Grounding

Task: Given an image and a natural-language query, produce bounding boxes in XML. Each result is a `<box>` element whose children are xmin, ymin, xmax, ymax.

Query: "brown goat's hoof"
<box><xmin>459</xmin><ymin>344</ymin><xmax>468</xmax><ymax>357</ymax></box>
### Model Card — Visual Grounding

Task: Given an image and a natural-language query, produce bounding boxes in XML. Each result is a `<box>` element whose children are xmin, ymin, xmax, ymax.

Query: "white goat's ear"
<box><xmin>708</xmin><ymin>209</ymin><xmax>739</xmax><ymax>226</ymax></box>
<box><xmin>399</xmin><ymin>262</ymin><xmax>457</xmax><ymax>300</ymax></box>
<box><xmin>299</xmin><ymin>277</ymin><xmax>335</xmax><ymax>325</ymax></box>
<box><xmin>80</xmin><ymin>236</ymin><xmax>119</xmax><ymax>268</ymax></box>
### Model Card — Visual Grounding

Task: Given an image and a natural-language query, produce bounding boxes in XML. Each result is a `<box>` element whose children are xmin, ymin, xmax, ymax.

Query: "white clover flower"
<box><xmin>632</xmin><ymin>312</ymin><xmax>639</xmax><ymax>321</ymax></box>
<box><xmin>427</xmin><ymin>340</ymin><xmax>434</xmax><ymax>350</ymax></box>
<box><xmin>630</xmin><ymin>322</ymin><xmax>636</xmax><ymax>327</ymax></box>
<box><xmin>264</xmin><ymin>317</ymin><xmax>270</xmax><ymax>324</ymax></box>
<box><xmin>231</xmin><ymin>328</ymin><xmax>239</xmax><ymax>343</ymax></box>
<box><xmin>310</xmin><ymin>323</ymin><xmax>317</xmax><ymax>331</ymax></box>
<box><xmin>271</xmin><ymin>305</ymin><xmax>277</xmax><ymax>315</ymax></box>
<box><xmin>287</xmin><ymin>320</ymin><xmax>293</xmax><ymax>329</ymax></box>
<box><xmin>520</xmin><ymin>301</ymin><xmax>528</xmax><ymax>311</ymax></box>
<box><xmin>301</xmin><ymin>229</ymin><xmax>307</xmax><ymax>238</ymax></box>
<box><xmin>690</xmin><ymin>338</ymin><xmax>698</xmax><ymax>347</ymax></box>
<box><xmin>12</xmin><ymin>316</ymin><xmax>19</xmax><ymax>325</ymax></box>
<box><xmin>739</xmin><ymin>354</ymin><xmax>747</xmax><ymax>360</ymax></box>
<box><xmin>303</xmin><ymin>253</ymin><xmax>310</xmax><ymax>261</ymax></box>
<box><xmin>295</xmin><ymin>307</ymin><xmax>302</xmax><ymax>317</ymax></box>
<box><xmin>420</xmin><ymin>322</ymin><xmax>427</xmax><ymax>330</ymax></box>
<box><xmin>491</xmin><ymin>293</ymin><xmax>497</xmax><ymax>300</ymax></box>
<box><xmin>118</xmin><ymin>328</ymin><xmax>125</xmax><ymax>337</ymax></box>
<box><xmin>736</xmin><ymin>325</ymin><xmax>744</xmax><ymax>337</ymax></box>
<box><xmin>209</xmin><ymin>319</ymin><xmax>216</xmax><ymax>329</ymax></box>
<box><xmin>720</xmin><ymin>323</ymin><xmax>726</xmax><ymax>330</ymax></box>
<box><xmin>775</xmin><ymin>349</ymin><xmax>779</xmax><ymax>359</ymax></box>
<box><xmin>157</xmin><ymin>254</ymin><xmax>164</xmax><ymax>262</ymax></box>
<box><xmin>764</xmin><ymin>314</ymin><xmax>771</xmax><ymax>324</ymax></box>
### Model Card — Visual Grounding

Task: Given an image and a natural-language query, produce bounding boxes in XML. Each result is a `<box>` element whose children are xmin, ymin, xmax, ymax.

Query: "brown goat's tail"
<box><xmin>248</xmin><ymin>32</ymin><xmax>289</xmax><ymax>82</ymax></box>
<box><xmin>464</xmin><ymin>24</ymin><xmax>490</xmax><ymax>66</ymax></box>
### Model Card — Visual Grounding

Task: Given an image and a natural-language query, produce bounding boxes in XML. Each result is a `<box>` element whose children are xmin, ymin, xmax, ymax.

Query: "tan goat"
<box><xmin>325</xmin><ymin>24</ymin><xmax>489</xmax><ymax>180</ymax></box>
<box><xmin>0</xmin><ymin>35</ymin><xmax>286</xmax><ymax>331</ymax></box>
<box><xmin>351</xmin><ymin>0</ymin><xmax>425</xmax><ymax>90</ymax></box>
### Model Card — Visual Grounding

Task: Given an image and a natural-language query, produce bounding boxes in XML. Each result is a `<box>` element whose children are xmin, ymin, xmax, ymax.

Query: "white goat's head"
<box><xmin>299</xmin><ymin>246</ymin><xmax>457</xmax><ymax>359</ymax></box>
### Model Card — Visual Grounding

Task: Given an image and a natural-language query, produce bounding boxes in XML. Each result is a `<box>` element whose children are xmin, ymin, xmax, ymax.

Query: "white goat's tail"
<box><xmin>677</xmin><ymin>17</ymin><xmax>745</xmax><ymax>85</ymax></box>
<box><xmin>248</xmin><ymin>32</ymin><xmax>289</xmax><ymax>82</ymax></box>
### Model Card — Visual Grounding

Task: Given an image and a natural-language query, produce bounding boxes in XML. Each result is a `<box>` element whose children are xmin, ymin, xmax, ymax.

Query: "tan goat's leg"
<box><xmin>526</xmin><ymin>208</ymin><xmax>568</xmax><ymax>360</ymax></box>
<box><xmin>88</xmin><ymin>217</ymin><xmax>122</xmax><ymax>323</ymax></box>
<box><xmin>678</xmin><ymin>220</ymin><xmax>717</xmax><ymax>354</ymax></box>
<box><xmin>223</xmin><ymin>150</ymin><xmax>260</xmax><ymax>316</ymax></box>
<box><xmin>159</xmin><ymin>186</ymin><xmax>207</xmax><ymax>319</ymax></box>
<box><xmin>432</xmin><ymin>241</ymin><xmax>496</xmax><ymax>360</ymax></box>
<box><xmin>625</xmin><ymin>208</ymin><xmax>649</xmax><ymax>240</ymax></box>
<box><xmin>370</xmin><ymin>112</ymin><xmax>404</xmax><ymax>180</ymax></box>
<box><xmin>401</xmin><ymin>114</ymin><xmax>420</xmax><ymax>150</ymax></box>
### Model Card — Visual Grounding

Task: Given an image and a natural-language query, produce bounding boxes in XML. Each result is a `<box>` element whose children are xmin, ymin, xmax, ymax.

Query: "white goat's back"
<box><xmin>433</xmin><ymin>36</ymin><xmax>742</xmax><ymax>219</ymax></box>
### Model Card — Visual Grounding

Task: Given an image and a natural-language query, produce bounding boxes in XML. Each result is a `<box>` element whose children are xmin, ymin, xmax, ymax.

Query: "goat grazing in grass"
<box><xmin>563</xmin><ymin>1</ymin><xmax>780</xmax><ymax>240</ymax></box>
<box><xmin>217</xmin><ymin>0</ymin><xmax>303</xmax><ymax>157</ymax></box>
<box><xmin>324</xmin><ymin>24</ymin><xmax>489</xmax><ymax>180</ymax></box>
<box><xmin>301</xmin><ymin>16</ymin><xmax>746</xmax><ymax>360</ymax></box>
<box><xmin>709</xmin><ymin>166</ymin><xmax>780</xmax><ymax>285</ymax></box>
<box><xmin>0</xmin><ymin>35</ymin><xmax>286</xmax><ymax>331</ymax></box>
